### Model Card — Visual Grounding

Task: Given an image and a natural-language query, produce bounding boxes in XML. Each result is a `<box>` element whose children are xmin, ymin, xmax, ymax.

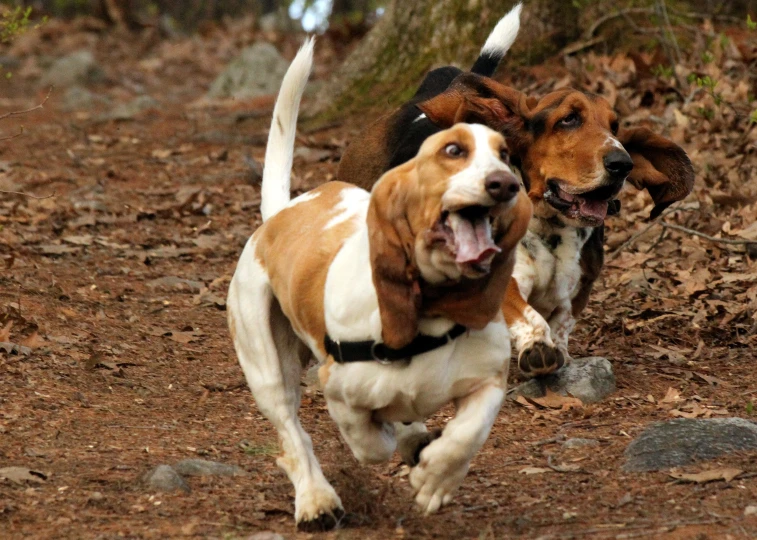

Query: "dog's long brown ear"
<box><xmin>618</xmin><ymin>127</ymin><xmax>695</xmax><ymax>219</ymax></box>
<box><xmin>367</xmin><ymin>166</ymin><xmax>421</xmax><ymax>349</ymax></box>
<box><xmin>417</xmin><ymin>75</ymin><xmax>529</xmax><ymax>135</ymax></box>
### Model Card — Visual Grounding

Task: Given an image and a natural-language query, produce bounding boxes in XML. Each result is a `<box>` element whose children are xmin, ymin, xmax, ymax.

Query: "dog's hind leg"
<box><xmin>228</xmin><ymin>245</ymin><xmax>343</xmax><ymax>531</ymax></box>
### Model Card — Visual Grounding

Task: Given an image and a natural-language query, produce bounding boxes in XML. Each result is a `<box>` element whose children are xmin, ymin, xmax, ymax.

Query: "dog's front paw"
<box><xmin>295</xmin><ymin>488</ymin><xmax>344</xmax><ymax>531</ymax></box>
<box><xmin>398</xmin><ymin>428</ymin><xmax>442</xmax><ymax>467</ymax></box>
<box><xmin>409</xmin><ymin>441</ymin><xmax>468</xmax><ymax>514</ymax></box>
<box><xmin>518</xmin><ymin>341</ymin><xmax>565</xmax><ymax>377</ymax></box>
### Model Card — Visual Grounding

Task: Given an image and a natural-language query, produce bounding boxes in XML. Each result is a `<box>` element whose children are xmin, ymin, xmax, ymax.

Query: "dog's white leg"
<box><xmin>325</xmin><ymin>398</ymin><xmax>397</xmax><ymax>464</ymax></box>
<box><xmin>548</xmin><ymin>302</ymin><xmax>575</xmax><ymax>362</ymax></box>
<box><xmin>409</xmin><ymin>382</ymin><xmax>504</xmax><ymax>514</ymax></box>
<box><xmin>228</xmin><ymin>246</ymin><xmax>342</xmax><ymax>530</ymax></box>
<box><xmin>505</xmin><ymin>275</ymin><xmax>563</xmax><ymax>376</ymax></box>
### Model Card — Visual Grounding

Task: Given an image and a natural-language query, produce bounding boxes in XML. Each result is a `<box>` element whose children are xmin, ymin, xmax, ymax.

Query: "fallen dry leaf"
<box><xmin>0</xmin><ymin>321</ymin><xmax>12</xmax><ymax>342</ymax></box>
<box><xmin>669</xmin><ymin>468</ymin><xmax>742</xmax><ymax>484</ymax></box>
<box><xmin>0</xmin><ymin>466</ymin><xmax>47</xmax><ymax>484</ymax></box>
<box><xmin>524</xmin><ymin>389</ymin><xmax>583</xmax><ymax>410</ymax></box>
<box><xmin>519</xmin><ymin>466</ymin><xmax>552</xmax><ymax>475</ymax></box>
<box><xmin>661</xmin><ymin>387</ymin><xmax>682</xmax><ymax>404</ymax></box>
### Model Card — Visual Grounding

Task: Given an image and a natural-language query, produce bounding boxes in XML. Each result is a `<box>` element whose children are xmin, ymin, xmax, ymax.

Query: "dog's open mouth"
<box><xmin>426</xmin><ymin>206</ymin><xmax>501</xmax><ymax>274</ymax></box>
<box><xmin>544</xmin><ymin>179</ymin><xmax>623</xmax><ymax>225</ymax></box>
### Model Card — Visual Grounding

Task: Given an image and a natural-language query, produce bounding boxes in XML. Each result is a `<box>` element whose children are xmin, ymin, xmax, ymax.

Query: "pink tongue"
<box><xmin>579</xmin><ymin>198</ymin><xmax>608</xmax><ymax>221</ymax></box>
<box><xmin>454</xmin><ymin>218</ymin><xmax>501</xmax><ymax>264</ymax></box>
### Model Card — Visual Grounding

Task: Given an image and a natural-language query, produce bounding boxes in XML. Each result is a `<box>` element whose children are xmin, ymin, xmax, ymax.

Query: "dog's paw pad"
<box><xmin>296</xmin><ymin>507</ymin><xmax>345</xmax><ymax>532</ymax></box>
<box><xmin>518</xmin><ymin>342</ymin><xmax>565</xmax><ymax>377</ymax></box>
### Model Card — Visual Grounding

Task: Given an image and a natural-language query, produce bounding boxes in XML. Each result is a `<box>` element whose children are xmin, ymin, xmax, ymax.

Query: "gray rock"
<box><xmin>61</xmin><ymin>85</ymin><xmax>111</xmax><ymax>111</ymax></box>
<box><xmin>207</xmin><ymin>43</ymin><xmax>289</xmax><ymax>100</ymax></box>
<box><xmin>246</xmin><ymin>533</ymin><xmax>285</xmax><ymax>540</ymax></box>
<box><xmin>624</xmin><ymin>418</ymin><xmax>757</xmax><ymax>472</ymax></box>
<box><xmin>509</xmin><ymin>357</ymin><xmax>615</xmax><ymax>404</ymax></box>
<box><xmin>147</xmin><ymin>276</ymin><xmax>204</xmax><ymax>293</ymax></box>
<box><xmin>563</xmin><ymin>438</ymin><xmax>599</xmax><ymax>449</ymax></box>
<box><xmin>258</xmin><ymin>10</ymin><xmax>301</xmax><ymax>33</ymax></box>
<box><xmin>173</xmin><ymin>459</ymin><xmax>245</xmax><ymax>477</ymax></box>
<box><xmin>144</xmin><ymin>465</ymin><xmax>189</xmax><ymax>492</ymax></box>
<box><xmin>107</xmin><ymin>95</ymin><xmax>159</xmax><ymax>121</ymax></box>
<box><xmin>40</xmin><ymin>50</ymin><xmax>104</xmax><ymax>88</ymax></box>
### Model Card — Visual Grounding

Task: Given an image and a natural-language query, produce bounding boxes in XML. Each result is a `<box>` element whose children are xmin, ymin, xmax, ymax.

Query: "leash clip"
<box><xmin>370</xmin><ymin>342</ymin><xmax>392</xmax><ymax>365</ymax></box>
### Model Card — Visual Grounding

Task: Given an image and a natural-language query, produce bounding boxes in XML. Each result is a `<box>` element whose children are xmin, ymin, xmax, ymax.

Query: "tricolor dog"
<box><xmin>338</xmin><ymin>4</ymin><xmax>695</xmax><ymax>377</ymax></box>
<box><xmin>227</xmin><ymin>39</ymin><xmax>532</xmax><ymax>529</ymax></box>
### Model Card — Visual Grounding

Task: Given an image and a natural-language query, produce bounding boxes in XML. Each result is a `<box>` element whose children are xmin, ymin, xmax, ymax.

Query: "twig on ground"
<box><xmin>0</xmin><ymin>87</ymin><xmax>52</xmax><ymax>122</ymax></box>
<box><xmin>661</xmin><ymin>222</ymin><xmax>757</xmax><ymax>247</ymax></box>
<box><xmin>606</xmin><ymin>206</ymin><xmax>681</xmax><ymax>260</ymax></box>
<box><xmin>529</xmin><ymin>434</ymin><xmax>567</xmax><ymax>447</ymax></box>
<box><xmin>546</xmin><ymin>454</ymin><xmax>589</xmax><ymax>474</ymax></box>
<box><xmin>0</xmin><ymin>128</ymin><xmax>24</xmax><ymax>142</ymax></box>
<box><xmin>0</xmin><ymin>190</ymin><xmax>56</xmax><ymax>199</ymax></box>
<box><xmin>583</xmin><ymin>7</ymin><xmax>653</xmax><ymax>39</ymax></box>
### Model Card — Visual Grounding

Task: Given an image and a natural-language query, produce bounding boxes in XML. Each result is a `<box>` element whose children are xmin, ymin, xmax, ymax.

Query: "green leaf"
<box><xmin>748</xmin><ymin>14</ymin><xmax>757</xmax><ymax>30</ymax></box>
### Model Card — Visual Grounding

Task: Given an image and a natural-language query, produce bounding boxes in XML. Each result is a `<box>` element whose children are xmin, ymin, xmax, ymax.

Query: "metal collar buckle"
<box><xmin>370</xmin><ymin>342</ymin><xmax>392</xmax><ymax>365</ymax></box>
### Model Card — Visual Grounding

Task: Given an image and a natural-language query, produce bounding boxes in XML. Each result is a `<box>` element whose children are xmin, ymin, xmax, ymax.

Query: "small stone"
<box><xmin>144</xmin><ymin>465</ymin><xmax>189</xmax><ymax>492</ymax></box>
<box><xmin>40</xmin><ymin>50</ymin><xmax>104</xmax><ymax>88</ymax></box>
<box><xmin>61</xmin><ymin>86</ymin><xmax>111</xmax><ymax>112</ymax></box>
<box><xmin>147</xmin><ymin>276</ymin><xmax>204</xmax><ymax>293</ymax></box>
<box><xmin>509</xmin><ymin>357</ymin><xmax>615</xmax><ymax>404</ymax></box>
<box><xmin>745</xmin><ymin>505</ymin><xmax>757</xmax><ymax>517</ymax></box>
<box><xmin>245</xmin><ymin>533</ymin><xmax>285</xmax><ymax>540</ymax></box>
<box><xmin>562</xmin><ymin>438</ymin><xmax>599</xmax><ymax>449</ymax></box>
<box><xmin>173</xmin><ymin>459</ymin><xmax>245</xmax><ymax>477</ymax></box>
<box><xmin>107</xmin><ymin>95</ymin><xmax>160</xmax><ymax>121</ymax></box>
<box><xmin>207</xmin><ymin>43</ymin><xmax>289</xmax><ymax>100</ymax></box>
<box><xmin>624</xmin><ymin>418</ymin><xmax>757</xmax><ymax>472</ymax></box>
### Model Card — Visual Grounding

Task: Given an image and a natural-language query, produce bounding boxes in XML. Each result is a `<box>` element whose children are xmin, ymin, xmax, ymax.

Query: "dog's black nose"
<box><xmin>603</xmin><ymin>150</ymin><xmax>634</xmax><ymax>178</ymax></box>
<box><xmin>485</xmin><ymin>171</ymin><xmax>520</xmax><ymax>202</ymax></box>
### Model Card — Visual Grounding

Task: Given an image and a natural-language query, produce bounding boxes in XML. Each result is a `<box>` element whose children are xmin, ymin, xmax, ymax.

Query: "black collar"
<box><xmin>324</xmin><ymin>324</ymin><xmax>467</xmax><ymax>364</ymax></box>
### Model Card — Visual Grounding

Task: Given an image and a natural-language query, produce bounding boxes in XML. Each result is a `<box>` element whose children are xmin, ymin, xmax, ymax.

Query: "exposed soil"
<box><xmin>2</xmin><ymin>16</ymin><xmax>757</xmax><ymax>540</ymax></box>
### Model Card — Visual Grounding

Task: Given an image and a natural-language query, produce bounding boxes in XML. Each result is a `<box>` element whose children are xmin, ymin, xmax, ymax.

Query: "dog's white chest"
<box><xmin>323</xmin><ymin>227</ymin><xmax>383</xmax><ymax>347</ymax></box>
<box><xmin>322</xmin><ymin>319</ymin><xmax>510</xmax><ymax>422</ymax></box>
<box><xmin>516</xmin><ymin>221</ymin><xmax>588</xmax><ymax>316</ymax></box>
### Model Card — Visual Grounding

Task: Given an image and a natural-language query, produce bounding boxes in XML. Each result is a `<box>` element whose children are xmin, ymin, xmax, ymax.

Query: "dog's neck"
<box><xmin>528</xmin><ymin>214</ymin><xmax>593</xmax><ymax>254</ymax></box>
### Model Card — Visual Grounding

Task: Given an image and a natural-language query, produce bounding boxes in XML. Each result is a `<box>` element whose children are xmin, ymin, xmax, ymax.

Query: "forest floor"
<box><xmin>2</xmin><ymin>15</ymin><xmax>757</xmax><ymax>540</ymax></box>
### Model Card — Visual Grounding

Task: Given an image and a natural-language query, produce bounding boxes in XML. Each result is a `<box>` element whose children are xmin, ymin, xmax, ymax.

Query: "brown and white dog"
<box><xmin>401</xmin><ymin>83</ymin><xmax>695</xmax><ymax>376</ymax></box>
<box><xmin>227</xmin><ymin>39</ymin><xmax>532</xmax><ymax>529</ymax></box>
<box><xmin>338</xmin><ymin>6</ymin><xmax>694</xmax><ymax>377</ymax></box>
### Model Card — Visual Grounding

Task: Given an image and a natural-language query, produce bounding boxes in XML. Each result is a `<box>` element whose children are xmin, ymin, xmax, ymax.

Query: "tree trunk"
<box><xmin>305</xmin><ymin>0</ymin><xmax>584</xmax><ymax>124</ymax></box>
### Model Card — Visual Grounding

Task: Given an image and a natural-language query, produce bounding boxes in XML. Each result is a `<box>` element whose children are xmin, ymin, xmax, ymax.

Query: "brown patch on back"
<box><xmin>417</xmin><ymin>74</ymin><xmax>530</xmax><ymax>135</ymax></box>
<box><xmin>338</xmin><ymin>114</ymin><xmax>393</xmax><ymax>191</ymax></box>
<box><xmin>254</xmin><ymin>182</ymin><xmax>364</xmax><ymax>357</ymax></box>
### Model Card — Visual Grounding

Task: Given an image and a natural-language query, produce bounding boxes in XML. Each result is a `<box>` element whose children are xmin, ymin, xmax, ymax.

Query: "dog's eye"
<box><xmin>499</xmin><ymin>147</ymin><xmax>510</xmax><ymax>164</ymax></box>
<box><xmin>557</xmin><ymin>112</ymin><xmax>581</xmax><ymax>128</ymax></box>
<box><xmin>610</xmin><ymin>120</ymin><xmax>619</xmax><ymax>135</ymax></box>
<box><xmin>444</xmin><ymin>143</ymin><xmax>465</xmax><ymax>157</ymax></box>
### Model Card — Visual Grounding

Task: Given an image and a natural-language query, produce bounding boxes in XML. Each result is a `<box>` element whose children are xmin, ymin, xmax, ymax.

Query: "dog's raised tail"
<box><xmin>470</xmin><ymin>3</ymin><xmax>522</xmax><ymax>77</ymax></box>
<box><xmin>261</xmin><ymin>37</ymin><xmax>314</xmax><ymax>222</ymax></box>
